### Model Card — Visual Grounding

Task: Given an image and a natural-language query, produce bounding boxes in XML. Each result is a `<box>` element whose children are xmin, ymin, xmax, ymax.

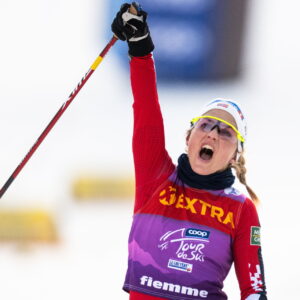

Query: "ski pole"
<box><xmin>0</xmin><ymin>35</ymin><xmax>118</xmax><ymax>198</ymax></box>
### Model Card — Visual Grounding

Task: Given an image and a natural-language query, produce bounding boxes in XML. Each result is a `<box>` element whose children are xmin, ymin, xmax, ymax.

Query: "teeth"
<box><xmin>202</xmin><ymin>145</ymin><xmax>213</xmax><ymax>151</ymax></box>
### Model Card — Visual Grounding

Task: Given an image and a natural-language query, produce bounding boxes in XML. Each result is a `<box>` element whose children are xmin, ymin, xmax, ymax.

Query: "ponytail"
<box><xmin>231</xmin><ymin>151</ymin><xmax>260</xmax><ymax>205</ymax></box>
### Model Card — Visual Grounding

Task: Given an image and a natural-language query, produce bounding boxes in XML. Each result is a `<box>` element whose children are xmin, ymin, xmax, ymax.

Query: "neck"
<box><xmin>177</xmin><ymin>153</ymin><xmax>235</xmax><ymax>190</ymax></box>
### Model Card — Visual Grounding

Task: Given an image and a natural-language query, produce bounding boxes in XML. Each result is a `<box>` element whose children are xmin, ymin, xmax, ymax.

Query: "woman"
<box><xmin>111</xmin><ymin>3</ymin><xmax>267</xmax><ymax>300</ymax></box>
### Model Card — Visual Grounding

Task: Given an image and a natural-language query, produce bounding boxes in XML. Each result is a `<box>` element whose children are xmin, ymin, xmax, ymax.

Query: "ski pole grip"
<box><xmin>129</xmin><ymin>3</ymin><xmax>138</xmax><ymax>15</ymax></box>
<box><xmin>113</xmin><ymin>3</ymin><xmax>138</xmax><ymax>40</ymax></box>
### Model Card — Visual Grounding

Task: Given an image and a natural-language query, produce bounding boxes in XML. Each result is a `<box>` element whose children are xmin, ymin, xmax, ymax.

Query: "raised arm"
<box><xmin>131</xmin><ymin>54</ymin><xmax>173</xmax><ymax>190</ymax></box>
<box><xmin>111</xmin><ymin>3</ymin><xmax>174</xmax><ymax>211</ymax></box>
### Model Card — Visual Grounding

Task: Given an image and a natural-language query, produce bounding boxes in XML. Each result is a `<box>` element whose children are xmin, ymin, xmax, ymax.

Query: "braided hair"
<box><xmin>230</xmin><ymin>151</ymin><xmax>260</xmax><ymax>204</ymax></box>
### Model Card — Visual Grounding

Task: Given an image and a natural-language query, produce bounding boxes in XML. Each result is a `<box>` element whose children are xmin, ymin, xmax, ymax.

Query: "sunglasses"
<box><xmin>190</xmin><ymin>116</ymin><xmax>245</xmax><ymax>143</ymax></box>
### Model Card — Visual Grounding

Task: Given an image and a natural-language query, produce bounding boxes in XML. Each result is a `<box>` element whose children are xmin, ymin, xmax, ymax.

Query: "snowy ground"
<box><xmin>0</xmin><ymin>0</ymin><xmax>300</xmax><ymax>299</ymax></box>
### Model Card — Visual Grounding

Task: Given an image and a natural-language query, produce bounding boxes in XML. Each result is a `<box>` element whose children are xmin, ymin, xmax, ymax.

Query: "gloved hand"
<box><xmin>111</xmin><ymin>2</ymin><xmax>154</xmax><ymax>57</ymax></box>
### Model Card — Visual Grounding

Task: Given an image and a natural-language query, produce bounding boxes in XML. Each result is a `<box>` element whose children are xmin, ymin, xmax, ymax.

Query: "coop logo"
<box><xmin>185</xmin><ymin>228</ymin><xmax>210</xmax><ymax>240</ymax></box>
<box><xmin>168</xmin><ymin>259</ymin><xmax>193</xmax><ymax>273</ymax></box>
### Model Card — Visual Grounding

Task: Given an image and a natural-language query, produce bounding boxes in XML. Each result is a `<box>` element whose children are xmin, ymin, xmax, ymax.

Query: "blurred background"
<box><xmin>0</xmin><ymin>0</ymin><xmax>299</xmax><ymax>299</ymax></box>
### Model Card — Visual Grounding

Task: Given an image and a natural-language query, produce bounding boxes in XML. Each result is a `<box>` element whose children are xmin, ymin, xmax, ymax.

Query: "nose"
<box><xmin>207</xmin><ymin>126</ymin><xmax>219</xmax><ymax>140</ymax></box>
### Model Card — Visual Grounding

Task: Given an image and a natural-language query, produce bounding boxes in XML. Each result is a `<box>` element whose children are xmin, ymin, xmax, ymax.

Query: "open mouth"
<box><xmin>199</xmin><ymin>145</ymin><xmax>214</xmax><ymax>161</ymax></box>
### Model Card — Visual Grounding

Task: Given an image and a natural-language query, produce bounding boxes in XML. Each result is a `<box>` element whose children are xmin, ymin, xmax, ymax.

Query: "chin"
<box><xmin>191</xmin><ymin>164</ymin><xmax>216</xmax><ymax>176</ymax></box>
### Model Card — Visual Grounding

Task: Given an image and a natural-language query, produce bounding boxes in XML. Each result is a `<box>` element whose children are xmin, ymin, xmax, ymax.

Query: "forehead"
<box><xmin>203</xmin><ymin>109</ymin><xmax>237</xmax><ymax>127</ymax></box>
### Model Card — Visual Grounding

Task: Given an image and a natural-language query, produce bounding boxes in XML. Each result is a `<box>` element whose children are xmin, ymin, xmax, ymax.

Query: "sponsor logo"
<box><xmin>250</xmin><ymin>226</ymin><xmax>261</xmax><ymax>246</ymax></box>
<box><xmin>158</xmin><ymin>228</ymin><xmax>208</xmax><ymax>262</ymax></box>
<box><xmin>229</xmin><ymin>101</ymin><xmax>245</xmax><ymax>120</ymax></box>
<box><xmin>210</xmin><ymin>100</ymin><xmax>245</xmax><ymax>121</ymax></box>
<box><xmin>185</xmin><ymin>228</ymin><xmax>210</xmax><ymax>240</ymax></box>
<box><xmin>159</xmin><ymin>186</ymin><xmax>235</xmax><ymax>229</ymax></box>
<box><xmin>224</xmin><ymin>187</ymin><xmax>241</xmax><ymax>196</ymax></box>
<box><xmin>216</xmin><ymin>103</ymin><xmax>229</xmax><ymax>108</ymax></box>
<box><xmin>140</xmin><ymin>275</ymin><xmax>208</xmax><ymax>298</ymax></box>
<box><xmin>168</xmin><ymin>259</ymin><xmax>193</xmax><ymax>273</ymax></box>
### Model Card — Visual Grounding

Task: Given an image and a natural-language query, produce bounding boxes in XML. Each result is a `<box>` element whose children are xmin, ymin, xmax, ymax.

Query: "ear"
<box><xmin>229</xmin><ymin>157</ymin><xmax>236</xmax><ymax>165</ymax></box>
<box><xmin>230</xmin><ymin>149</ymin><xmax>238</xmax><ymax>164</ymax></box>
<box><xmin>186</xmin><ymin>128</ymin><xmax>193</xmax><ymax>145</ymax></box>
<box><xmin>186</xmin><ymin>134</ymin><xmax>190</xmax><ymax>146</ymax></box>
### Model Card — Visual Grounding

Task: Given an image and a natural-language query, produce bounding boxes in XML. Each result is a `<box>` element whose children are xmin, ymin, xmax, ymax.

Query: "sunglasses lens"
<box><xmin>197</xmin><ymin>119</ymin><xmax>213</xmax><ymax>132</ymax></box>
<box><xmin>219</xmin><ymin>128</ymin><xmax>235</xmax><ymax>142</ymax></box>
<box><xmin>196</xmin><ymin>118</ymin><xmax>237</xmax><ymax>143</ymax></box>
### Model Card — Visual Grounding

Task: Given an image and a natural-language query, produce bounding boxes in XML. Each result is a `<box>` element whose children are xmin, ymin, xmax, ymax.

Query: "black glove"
<box><xmin>111</xmin><ymin>2</ymin><xmax>154</xmax><ymax>57</ymax></box>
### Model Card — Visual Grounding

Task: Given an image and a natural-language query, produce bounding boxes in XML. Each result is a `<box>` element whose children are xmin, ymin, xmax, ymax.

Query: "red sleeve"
<box><xmin>130</xmin><ymin>54</ymin><xmax>174</xmax><ymax>213</ymax></box>
<box><xmin>233</xmin><ymin>199</ymin><xmax>267</xmax><ymax>300</ymax></box>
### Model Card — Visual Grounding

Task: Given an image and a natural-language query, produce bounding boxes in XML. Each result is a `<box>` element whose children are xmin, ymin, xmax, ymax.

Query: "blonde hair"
<box><xmin>230</xmin><ymin>151</ymin><xmax>260</xmax><ymax>205</ymax></box>
<box><xmin>186</xmin><ymin>128</ymin><xmax>260</xmax><ymax>205</ymax></box>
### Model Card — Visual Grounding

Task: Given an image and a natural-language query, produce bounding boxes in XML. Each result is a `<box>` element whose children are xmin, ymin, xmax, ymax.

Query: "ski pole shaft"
<box><xmin>0</xmin><ymin>36</ymin><xmax>118</xmax><ymax>199</ymax></box>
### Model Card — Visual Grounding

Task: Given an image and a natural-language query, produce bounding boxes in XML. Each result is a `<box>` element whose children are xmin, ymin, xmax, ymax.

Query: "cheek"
<box><xmin>188</xmin><ymin>129</ymin><xmax>205</xmax><ymax>143</ymax></box>
<box><xmin>186</xmin><ymin>131</ymin><xmax>200</xmax><ymax>150</ymax></box>
<box><xmin>219</xmin><ymin>142</ymin><xmax>237</xmax><ymax>162</ymax></box>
